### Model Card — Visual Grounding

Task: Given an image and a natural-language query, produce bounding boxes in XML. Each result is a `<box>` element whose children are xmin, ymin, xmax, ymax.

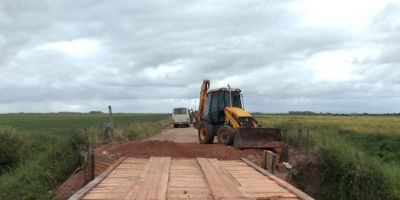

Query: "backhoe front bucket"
<box><xmin>233</xmin><ymin>127</ymin><xmax>283</xmax><ymax>149</ymax></box>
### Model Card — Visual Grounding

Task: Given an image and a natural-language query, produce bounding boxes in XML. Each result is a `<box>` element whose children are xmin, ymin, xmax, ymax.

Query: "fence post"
<box><xmin>263</xmin><ymin>150</ymin><xmax>277</xmax><ymax>174</ymax></box>
<box><xmin>262</xmin><ymin>150</ymin><xmax>267</xmax><ymax>169</ymax></box>
<box><xmin>306</xmin><ymin>128</ymin><xmax>310</xmax><ymax>159</ymax></box>
<box><xmin>297</xmin><ymin>123</ymin><xmax>303</xmax><ymax>150</ymax></box>
<box><xmin>283</xmin><ymin>130</ymin><xmax>289</xmax><ymax>163</ymax></box>
<box><xmin>108</xmin><ymin>105</ymin><xmax>114</xmax><ymax>140</ymax></box>
<box><xmin>86</xmin><ymin>131</ymin><xmax>94</xmax><ymax>182</ymax></box>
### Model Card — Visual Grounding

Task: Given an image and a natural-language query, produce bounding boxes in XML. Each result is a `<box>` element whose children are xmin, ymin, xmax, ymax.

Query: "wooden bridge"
<box><xmin>69</xmin><ymin>157</ymin><xmax>313</xmax><ymax>200</ymax></box>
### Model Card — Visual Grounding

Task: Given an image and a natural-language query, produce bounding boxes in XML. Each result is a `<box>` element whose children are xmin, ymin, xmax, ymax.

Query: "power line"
<box><xmin>213</xmin><ymin>0</ymin><xmax>253</xmax><ymax>65</ymax></box>
<box><xmin>230</xmin><ymin>0</ymin><xmax>254</xmax><ymax>43</ymax></box>
<box><xmin>229</xmin><ymin>0</ymin><xmax>293</xmax><ymax>70</ymax></box>
<box><xmin>232</xmin><ymin>0</ymin><xmax>270</xmax><ymax>51</ymax></box>
<box><xmin>215</xmin><ymin>0</ymin><xmax>289</xmax><ymax>69</ymax></box>
<box><xmin>248</xmin><ymin>0</ymin><xmax>292</xmax><ymax>68</ymax></box>
<box><xmin>255</xmin><ymin>0</ymin><xmax>292</xmax><ymax>43</ymax></box>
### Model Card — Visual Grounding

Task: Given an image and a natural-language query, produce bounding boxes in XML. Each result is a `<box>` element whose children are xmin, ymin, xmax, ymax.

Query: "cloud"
<box><xmin>0</xmin><ymin>0</ymin><xmax>399</xmax><ymax>113</ymax></box>
<box><xmin>42</xmin><ymin>39</ymin><xmax>100</xmax><ymax>57</ymax></box>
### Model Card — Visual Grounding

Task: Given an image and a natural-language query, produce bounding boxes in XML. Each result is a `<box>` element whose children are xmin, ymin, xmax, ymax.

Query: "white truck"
<box><xmin>172</xmin><ymin>107</ymin><xmax>190</xmax><ymax>128</ymax></box>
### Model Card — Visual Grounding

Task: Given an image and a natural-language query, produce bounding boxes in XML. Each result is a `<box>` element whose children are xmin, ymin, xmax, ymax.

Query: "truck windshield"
<box><xmin>174</xmin><ymin>108</ymin><xmax>187</xmax><ymax>114</ymax></box>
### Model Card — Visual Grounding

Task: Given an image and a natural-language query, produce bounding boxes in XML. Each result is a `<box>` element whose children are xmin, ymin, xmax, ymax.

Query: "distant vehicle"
<box><xmin>172</xmin><ymin>107</ymin><xmax>190</xmax><ymax>128</ymax></box>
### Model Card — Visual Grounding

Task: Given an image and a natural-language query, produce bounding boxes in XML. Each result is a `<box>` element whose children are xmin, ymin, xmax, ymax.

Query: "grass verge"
<box><xmin>85</xmin><ymin>118</ymin><xmax>170</xmax><ymax>145</ymax></box>
<box><xmin>0</xmin><ymin>130</ymin><xmax>84</xmax><ymax>199</ymax></box>
<box><xmin>256</xmin><ymin>115</ymin><xmax>400</xmax><ymax>200</ymax></box>
<box><xmin>0</xmin><ymin>114</ymin><xmax>170</xmax><ymax>199</ymax></box>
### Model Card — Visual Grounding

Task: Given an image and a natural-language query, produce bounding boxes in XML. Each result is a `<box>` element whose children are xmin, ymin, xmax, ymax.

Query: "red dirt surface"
<box><xmin>56</xmin><ymin>167</ymin><xmax>86</xmax><ymax>199</ymax></box>
<box><xmin>101</xmin><ymin>140</ymin><xmax>264</xmax><ymax>160</ymax></box>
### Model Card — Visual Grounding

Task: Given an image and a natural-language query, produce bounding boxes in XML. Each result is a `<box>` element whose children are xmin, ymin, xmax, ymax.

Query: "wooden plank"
<box><xmin>157</xmin><ymin>157</ymin><xmax>171</xmax><ymax>200</ymax></box>
<box><xmin>196</xmin><ymin>158</ymin><xmax>226</xmax><ymax>198</ymax></box>
<box><xmin>124</xmin><ymin>157</ymin><xmax>171</xmax><ymax>200</ymax></box>
<box><xmin>197</xmin><ymin>157</ymin><xmax>251</xmax><ymax>200</ymax></box>
<box><xmin>135</xmin><ymin>157</ymin><xmax>161</xmax><ymax>199</ymax></box>
<box><xmin>122</xmin><ymin>158</ymin><xmax>153</xmax><ymax>199</ymax></box>
<box><xmin>68</xmin><ymin>157</ymin><xmax>126</xmax><ymax>200</ymax></box>
<box><xmin>129</xmin><ymin>157</ymin><xmax>162</xmax><ymax>199</ymax></box>
<box><xmin>83</xmin><ymin>158</ymin><xmax>148</xmax><ymax>200</ymax></box>
<box><xmin>241</xmin><ymin>158</ymin><xmax>314</xmax><ymax>200</ymax></box>
<box><xmin>145</xmin><ymin>157</ymin><xmax>171</xmax><ymax>200</ymax></box>
<box><xmin>167</xmin><ymin>159</ymin><xmax>213</xmax><ymax>199</ymax></box>
<box><xmin>222</xmin><ymin>160</ymin><xmax>299</xmax><ymax>199</ymax></box>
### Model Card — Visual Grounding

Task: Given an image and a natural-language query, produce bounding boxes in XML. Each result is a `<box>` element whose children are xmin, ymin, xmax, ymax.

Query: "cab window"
<box><xmin>224</xmin><ymin>91</ymin><xmax>242</xmax><ymax>108</ymax></box>
<box><xmin>174</xmin><ymin>108</ymin><xmax>187</xmax><ymax>114</ymax></box>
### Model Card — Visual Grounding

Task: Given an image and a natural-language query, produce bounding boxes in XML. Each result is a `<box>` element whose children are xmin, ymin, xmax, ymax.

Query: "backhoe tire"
<box><xmin>217</xmin><ymin>125</ymin><xmax>234</xmax><ymax>145</ymax></box>
<box><xmin>198</xmin><ymin>123</ymin><xmax>214</xmax><ymax>144</ymax></box>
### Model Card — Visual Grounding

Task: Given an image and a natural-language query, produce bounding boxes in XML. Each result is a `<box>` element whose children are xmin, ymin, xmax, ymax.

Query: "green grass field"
<box><xmin>0</xmin><ymin>113</ymin><xmax>168</xmax><ymax>134</ymax></box>
<box><xmin>0</xmin><ymin>113</ymin><xmax>170</xmax><ymax>200</ymax></box>
<box><xmin>256</xmin><ymin>115</ymin><xmax>400</xmax><ymax>200</ymax></box>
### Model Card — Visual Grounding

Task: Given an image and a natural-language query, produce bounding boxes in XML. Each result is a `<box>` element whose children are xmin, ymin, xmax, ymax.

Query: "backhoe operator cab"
<box><xmin>202</xmin><ymin>88</ymin><xmax>243</xmax><ymax>125</ymax></box>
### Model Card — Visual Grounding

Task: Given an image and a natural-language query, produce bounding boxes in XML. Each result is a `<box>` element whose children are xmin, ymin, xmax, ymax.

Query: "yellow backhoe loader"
<box><xmin>194</xmin><ymin>80</ymin><xmax>283</xmax><ymax>154</ymax></box>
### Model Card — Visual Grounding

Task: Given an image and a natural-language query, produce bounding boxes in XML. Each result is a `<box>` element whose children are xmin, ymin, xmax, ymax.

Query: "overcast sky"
<box><xmin>1</xmin><ymin>0</ymin><xmax>399</xmax><ymax>113</ymax></box>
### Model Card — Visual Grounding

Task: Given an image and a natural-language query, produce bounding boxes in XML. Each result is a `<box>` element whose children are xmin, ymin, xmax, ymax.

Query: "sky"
<box><xmin>0</xmin><ymin>0</ymin><xmax>399</xmax><ymax>113</ymax></box>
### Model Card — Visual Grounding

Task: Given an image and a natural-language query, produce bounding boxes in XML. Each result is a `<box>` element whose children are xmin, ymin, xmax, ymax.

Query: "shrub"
<box><xmin>0</xmin><ymin>126</ymin><xmax>28</xmax><ymax>172</ymax></box>
<box><xmin>318</xmin><ymin>148</ymin><xmax>392</xmax><ymax>200</ymax></box>
<box><xmin>0</xmin><ymin>131</ymin><xmax>82</xmax><ymax>199</ymax></box>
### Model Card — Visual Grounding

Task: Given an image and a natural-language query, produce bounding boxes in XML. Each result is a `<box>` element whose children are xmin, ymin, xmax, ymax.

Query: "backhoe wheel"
<box><xmin>217</xmin><ymin>125</ymin><xmax>234</xmax><ymax>145</ymax></box>
<box><xmin>198</xmin><ymin>124</ymin><xmax>214</xmax><ymax>144</ymax></box>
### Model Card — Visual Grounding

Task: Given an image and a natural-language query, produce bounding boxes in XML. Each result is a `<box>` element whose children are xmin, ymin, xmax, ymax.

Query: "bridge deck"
<box><xmin>71</xmin><ymin>157</ymin><xmax>312</xmax><ymax>200</ymax></box>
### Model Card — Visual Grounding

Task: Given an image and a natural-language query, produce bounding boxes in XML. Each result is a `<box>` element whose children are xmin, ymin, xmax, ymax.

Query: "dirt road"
<box><xmin>147</xmin><ymin>125</ymin><xmax>198</xmax><ymax>143</ymax></box>
<box><xmin>97</xmin><ymin>124</ymin><xmax>265</xmax><ymax>160</ymax></box>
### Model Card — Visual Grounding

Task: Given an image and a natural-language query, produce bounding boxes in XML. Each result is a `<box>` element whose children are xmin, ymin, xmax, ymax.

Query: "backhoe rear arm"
<box><xmin>195</xmin><ymin>79</ymin><xmax>210</xmax><ymax>124</ymax></box>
